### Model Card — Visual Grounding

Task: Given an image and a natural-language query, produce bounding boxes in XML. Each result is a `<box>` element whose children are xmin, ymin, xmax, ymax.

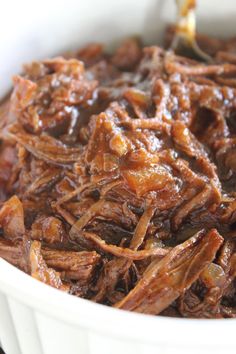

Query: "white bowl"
<box><xmin>0</xmin><ymin>1</ymin><xmax>236</xmax><ymax>353</ymax></box>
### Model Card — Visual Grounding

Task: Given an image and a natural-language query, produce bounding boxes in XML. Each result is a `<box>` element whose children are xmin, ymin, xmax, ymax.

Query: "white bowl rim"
<box><xmin>0</xmin><ymin>258</ymin><xmax>235</xmax><ymax>347</ymax></box>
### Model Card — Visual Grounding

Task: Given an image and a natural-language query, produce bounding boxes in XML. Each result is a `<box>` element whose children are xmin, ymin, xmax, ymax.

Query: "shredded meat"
<box><xmin>115</xmin><ymin>229</ymin><xmax>223</xmax><ymax>314</ymax></box>
<box><xmin>0</xmin><ymin>29</ymin><xmax>236</xmax><ymax>318</ymax></box>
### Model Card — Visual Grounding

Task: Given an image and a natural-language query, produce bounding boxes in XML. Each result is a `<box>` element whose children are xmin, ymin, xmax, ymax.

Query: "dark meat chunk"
<box><xmin>111</xmin><ymin>38</ymin><xmax>142</xmax><ymax>71</ymax></box>
<box><xmin>0</xmin><ymin>238</ymin><xmax>28</xmax><ymax>271</ymax></box>
<box><xmin>29</xmin><ymin>240</ymin><xmax>70</xmax><ymax>291</ymax></box>
<box><xmin>41</xmin><ymin>248</ymin><xmax>101</xmax><ymax>283</ymax></box>
<box><xmin>0</xmin><ymin>196</ymin><xmax>25</xmax><ymax>241</ymax></box>
<box><xmin>0</xmin><ymin>142</ymin><xmax>17</xmax><ymax>201</ymax></box>
<box><xmin>31</xmin><ymin>215</ymin><xmax>66</xmax><ymax>244</ymax></box>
